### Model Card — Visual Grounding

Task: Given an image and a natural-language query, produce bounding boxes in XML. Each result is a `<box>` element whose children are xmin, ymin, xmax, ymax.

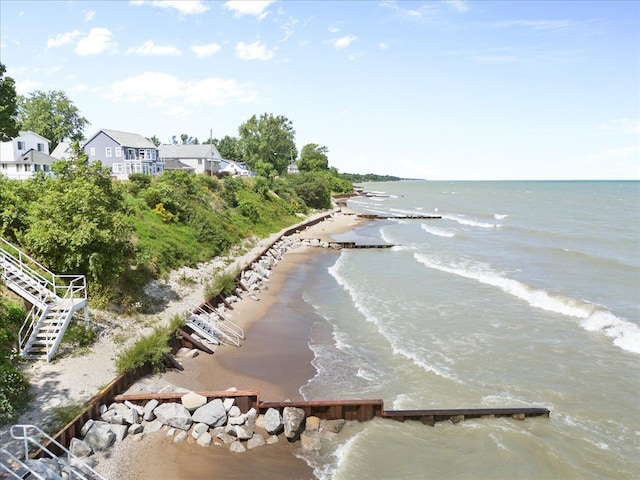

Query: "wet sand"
<box><xmin>119</xmin><ymin>212</ymin><xmax>364</xmax><ymax>479</ymax></box>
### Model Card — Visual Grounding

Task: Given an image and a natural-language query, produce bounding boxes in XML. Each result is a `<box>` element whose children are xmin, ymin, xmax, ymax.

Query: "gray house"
<box><xmin>83</xmin><ymin>128</ymin><xmax>162</xmax><ymax>179</ymax></box>
<box><xmin>159</xmin><ymin>144</ymin><xmax>222</xmax><ymax>175</ymax></box>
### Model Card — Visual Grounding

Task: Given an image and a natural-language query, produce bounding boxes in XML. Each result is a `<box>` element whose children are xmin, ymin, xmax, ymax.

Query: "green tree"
<box><xmin>148</xmin><ymin>135</ymin><xmax>161</xmax><ymax>147</ymax></box>
<box><xmin>20</xmin><ymin>146</ymin><xmax>134</xmax><ymax>290</ymax></box>
<box><xmin>18</xmin><ymin>90</ymin><xmax>89</xmax><ymax>151</ymax></box>
<box><xmin>0</xmin><ymin>63</ymin><xmax>19</xmax><ymax>142</ymax></box>
<box><xmin>286</xmin><ymin>172</ymin><xmax>332</xmax><ymax>209</ymax></box>
<box><xmin>179</xmin><ymin>134</ymin><xmax>199</xmax><ymax>144</ymax></box>
<box><xmin>298</xmin><ymin>143</ymin><xmax>329</xmax><ymax>172</ymax></box>
<box><xmin>212</xmin><ymin>135</ymin><xmax>241</xmax><ymax>160</ymax></box>
<box><xmin>238</xmin><ymin>113</ymin><xmax>297</xmax><ymax>175</ymax></box>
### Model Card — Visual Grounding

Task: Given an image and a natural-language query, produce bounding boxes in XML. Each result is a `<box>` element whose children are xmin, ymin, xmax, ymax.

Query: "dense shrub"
<box><xmin>0</xmin><ymin>299</ymin><xmax>30</xmax><ymax>425</ymax></box>
<box><xmin>115</xmin><ymin>327</ymin><xmax>172</xmax><ymax>374</ymax></box>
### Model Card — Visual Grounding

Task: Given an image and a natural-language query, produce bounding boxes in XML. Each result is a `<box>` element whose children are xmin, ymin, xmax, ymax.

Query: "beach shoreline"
<box><xmin>100</xmin><ymin>210</ymin><xmax>366</xmax><ymax>479</ymax></box>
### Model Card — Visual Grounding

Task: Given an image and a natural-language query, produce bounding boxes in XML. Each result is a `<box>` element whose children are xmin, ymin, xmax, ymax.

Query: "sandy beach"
<box><xmin>0</xmin><ymin>210</ymin><xmax>361</xmax><ymax>479</ymax></box>
<box><xmin>109</xmin><ymin>211</ymin><xmax>364</xmax><ymax>479</ymax></box>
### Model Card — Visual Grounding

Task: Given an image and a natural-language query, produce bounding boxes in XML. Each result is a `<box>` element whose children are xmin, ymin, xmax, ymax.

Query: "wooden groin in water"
<box><xmin>357</xmin><ymin>213</ymin><xmax>442</xmax><ymax>220</ymax></box>
<box><xmin>115</xmin><ymin>391</ymin><xmax>550</xmax><ymax>426</ymax></box>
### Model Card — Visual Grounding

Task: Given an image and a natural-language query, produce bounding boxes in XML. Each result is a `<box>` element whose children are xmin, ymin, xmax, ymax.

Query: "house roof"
<box><xmin>20</xmin><ymin>149</ymin><xmax>56</xmax><ymax>164</ymax></box>
<box><xmin>84</xmin><ymin>129</ymin><xmax>156</xmax><ymax>149</ymax></box>
<box><xmin>18</xmin><ymin>130</ymin><xmax>50</xmax><ymax>143</ymax></box>
<box><xmin>163</xmin><ymin>158</ymin><xmax>195</xmax><ymax>171</ymax></box>
<box><xmin>159</xmin><ymin>144</ymin><xmax>222</xmax><ymax>160</ymax></box>
<box><xmin>51</xmin><ymin>141</ymin><xmax>72</xmax><ymax>159</ymax></box>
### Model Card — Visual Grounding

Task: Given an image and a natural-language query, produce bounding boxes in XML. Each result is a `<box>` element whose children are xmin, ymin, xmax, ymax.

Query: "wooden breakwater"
<box><xmin>357</xmin><ymin>213</ymin><xmax>442</xmax><ymax>220</ymax></box>
<box><xmin>115</xmin><ymin>391</ymin><xmax>550</xmax><ymax>426</ymax></box>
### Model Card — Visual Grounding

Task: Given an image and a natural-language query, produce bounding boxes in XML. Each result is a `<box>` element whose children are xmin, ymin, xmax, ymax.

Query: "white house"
<box><xmin>159</xmin><ymin>144</ymin><xmax>222</xmax><ymax>175</ymax></box>
<box><xmin>218</xmin><ymin>159</ymin><xmax>254</xmax><ymax>177</ymax></box>
<box><xmin>0</xmin><ymin>131</ymin><xmax>56</xmax><ymax>180</ymax></box>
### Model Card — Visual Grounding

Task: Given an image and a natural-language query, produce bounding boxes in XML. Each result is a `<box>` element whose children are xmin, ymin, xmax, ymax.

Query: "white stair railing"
<box><xmin>1</xmin><ymin>237</ymin><xmax>88</xmax><ymax>362</ymax></box>
<box><xmin>9</xmin><ymin>424</ymin><xmax>106</xmax><ymax>480</ymax></box>
<box><xmin>0</xmin><ymin>448</ymin><xmax>47</xmax><ymax>480</ymax></box>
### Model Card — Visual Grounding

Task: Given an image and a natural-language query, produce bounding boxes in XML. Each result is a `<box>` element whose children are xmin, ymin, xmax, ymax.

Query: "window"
<box><xmin>112</xmin><ymin>163</ymin><xmax>123</xmax><ymax>174</ymax></box>
<box><xmin>43</xmin><ymin>165</ymin><xmax>50</xmax><ymax>172</ymax></box>
<box><xmin>90</xmin><ymin>147</ymin><xmax>96</xmax><ymax>156</ymax></box>
<box><xmin>37</xmin><ymin>143</ymin><xmax>44</xmax><ymax>152</ymax></box>
<box><xmin>128</xmin><ymin>148</ymin><xmax>135</xmax><ymax>159</ymax></box>
<box><xmin>34</xmin><ymin>164</ymin><xmax>41</xmax><ymax>171</ymax></box>
<box><xmin>17</xmin><ymin>141</ymin><xmax>25</xmax><ymax>150</ymax></box>
<box><xmin>1</xmin><ymin>164</ymin><xmax>7</xmax><ymax>170</ymax></box>
<box><xmin>105</xmin><ymin>147</ymin><xmax>112</xmax><ymax>157</ymax></box>
<box><xmin>115</xmin><ymin>147</ymin><xmax>122</xmax><ymax>157</ymax></box>
<box><xmin>16</xmin><ymin>164</ymin><xmax>22</xmax><ymax>171</ymax></box>
<box><xmin>24</xmin><ymin>164</ymin><xmax>31</xmax><ymax>171</ymax></box>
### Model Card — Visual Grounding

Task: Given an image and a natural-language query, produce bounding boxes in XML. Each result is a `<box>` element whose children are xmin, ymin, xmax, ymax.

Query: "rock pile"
<box><xmin>235</xmin><ymin>235</ymin><xmax>333</xmax><ymax>295</ymax></box>
<box><xmin>69</xmin><ymin>390</ymin><xmax>345</xmax><ymax>466</ymax></box>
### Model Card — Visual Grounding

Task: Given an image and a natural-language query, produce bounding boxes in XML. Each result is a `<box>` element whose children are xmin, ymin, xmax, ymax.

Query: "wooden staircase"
<box><xmin>0</xmin><ymin>238</ymin><xmax>88</xmax><ymax>362</ymax></box>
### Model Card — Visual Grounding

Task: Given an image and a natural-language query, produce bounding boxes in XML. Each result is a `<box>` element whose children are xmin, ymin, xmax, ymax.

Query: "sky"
<box><xmin>1</xmin><ymin>0</ymin><xmax>638</xmax><ymax>180</ymax></box>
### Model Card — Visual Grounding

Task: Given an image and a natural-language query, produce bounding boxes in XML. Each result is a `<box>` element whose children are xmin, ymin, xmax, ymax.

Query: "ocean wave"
<box><xmin>442</xmin><ymin>214</ymin><xmax>501</xmax><ymax>228</ymax></box>
<box><xmin>329</xmin><ymin>254</ymin><xmax>461</xmax><ymax>381</ymax></box>
<box><xmin>414</xmin><ymin>254</ymin><xmax>640</xmax><ymax>354</ymax></box>
<box><xmin>421</xmin><ymin>223</ymin><xmax>455</xmax><ymax>238</ymax></box>
<box><xmin>494</xmin><ymin>213</ymin><xmax>508</xmax><ymax>220</ymax></box>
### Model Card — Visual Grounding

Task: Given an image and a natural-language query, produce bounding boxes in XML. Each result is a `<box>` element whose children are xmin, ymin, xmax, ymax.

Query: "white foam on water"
<box><xmin>494</xmin><ymin>213</ymin><xmax>508</xmax><ymax>220</ymax></box>
<box><xmin>442</xmin><ymin>213</ymin><xmax>501</xmax><ymax>228</ymax></box>
<box><xmin>421</xmin><ymin>223</ymin><xmax>455</xmax><ymax>238</ymax></box>
<box><xmin>414</xmin><ymin>253</ymin><xmax>640</xmax><ymax>355</ymax></box>
<box><xmin>329</xmin><ymin>253</ymin><xmax>461</xmax><ymax>382</ymax></box>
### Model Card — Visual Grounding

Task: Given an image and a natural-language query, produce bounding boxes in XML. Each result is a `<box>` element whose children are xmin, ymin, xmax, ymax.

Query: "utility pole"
<box><xmin>210</xmin><ymin>128</ymin><xmax>213</xmax><ymax>177</ymax></box>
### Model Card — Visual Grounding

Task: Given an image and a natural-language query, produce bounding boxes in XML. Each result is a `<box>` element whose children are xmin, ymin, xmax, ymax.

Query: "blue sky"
<box><xmin>1</xmin><ymin>0</ymin><xmax>638</xmax><ymax>180</ymax></box>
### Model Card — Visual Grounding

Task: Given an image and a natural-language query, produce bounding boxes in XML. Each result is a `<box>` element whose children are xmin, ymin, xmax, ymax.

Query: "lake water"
<box><xmin>287</xmin><ymin>181</ymin><xmax>639</xmax><ymax>479</ymax></box>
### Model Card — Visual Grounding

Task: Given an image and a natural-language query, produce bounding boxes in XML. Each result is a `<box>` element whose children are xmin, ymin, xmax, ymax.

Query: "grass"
<box><xmin>45</xmin><ymin>402</ymin><xmax>87</xmax><ymax>435</ymax></box>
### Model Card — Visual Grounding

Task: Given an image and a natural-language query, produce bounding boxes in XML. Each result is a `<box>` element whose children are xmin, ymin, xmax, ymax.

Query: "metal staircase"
<box><xmin>186</xmin><ymin>305</ymin><xmax>244</xmax><ymax>347</ymax></box>
<box><xmin>0</xmin><ymin>424</ymin><xmax>105</xmax><ymax>479</ymax></box>
<box><xmin>0</xmin><ymin>237</ymin><xmax>88</xmax><ymax>362</ymax></box>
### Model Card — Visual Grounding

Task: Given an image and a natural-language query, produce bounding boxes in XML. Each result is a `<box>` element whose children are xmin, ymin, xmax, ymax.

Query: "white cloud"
<box><xmin>46</xmin><ymin>29</ymin><xmax>82</xmax><ymax>49</ymax></box>
<box><xmin>69</xmin><ymin>84</ymin><xmax>90</xmax><ymax>93</ymax></box>
<box><xmin>597</xmin><ymin>118</ymin><xmax>640</xmax><ymax>135</ymax></box>
<box><xmin>492</xmin><ymin>19</ymin><xmax>570</xmax><ymax>31</ymax></box>
<box><xmin>333</xmin><ymin>35</ymin><xmax>357</xmax><ymax>49</ymax></box>
<box><xmin>379</xmin><ymin>42</ymin><xmax>389</xmax><ymax>50</ymax></box>
<box><xmin>104</xmin><ymin>71</ymin><xmax>258</xmax><ymax>108</ymax></box>
<box><xmin>75</xmin><ymin>28</ymin><xmax>117</xmax><ymax>56</ymax></box>
<box><xmin>476</xmin><ymin>55</ymin><xmax>520</xmax><ymax>63</ymax></box>
<box><xmin>84</xmin><ymin>10</ymin><xmax>96</xmax><ymax>21</ymax></box>
<box><xmin>380</xmin><ymin>0</ymin><xmax>440</xmax><ymax>18</ymax></box>
<box><xmin>445</xmin><ymin>0</ymin><xmax>468</xmax><ymax>13</ymax></box>
<box><xmin>191</xmin><ymin>43</ymin><xmax>222</xmax><ymax>58</ymax></box>
<box><xmin>328</xmin><ymin>26</ymin><xmax>339</xmax><ymax>34</ymax></box>
<box><xmin>126</xmin><ymin>40</ymin><xmax>182</xmax><ymax>56</ymax></box>
<box><xmin>224</xmin><ymin>0</ymin><xmax>274</xmax><ymax>20</ymax></box>
<box><xmin>131</xmin><ymin>0</ymin><xmax>209</xmax><ymax>15</ymax></box>
<box><xmin>235</xmin><ymin>41</ymin><xmax>275</xmax><ymax>60</ymax></box>
<box><xmin>16</xmin><ymin>80</ymin><xmax>41</xmax><ymax>95</ymax></box>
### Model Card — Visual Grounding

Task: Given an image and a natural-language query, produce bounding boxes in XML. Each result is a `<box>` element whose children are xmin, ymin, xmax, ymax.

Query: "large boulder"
<box><xmin>192</xmin><ymin>399</ymin><xmax>227</xmax><ymax>427</ymax></box>
<box><xmin>283</xmin><ymin>407</ymin><xmax>306</xmax><ymax>441</ymax></box>
<box><xmin>247</xmin><ymin>434</ymin><xmax>266</xmax><ymax>450</ymax></box>
<box><xmin>143</xmin><ymin>399</ymin><xmax>159</xmax><ymax>421</ymax></box>
<box><xmin>69</xmin><ymin>438</ymin><xmax>93</xmax><ymax>457</ymax></box>
<box><xmin>181</xmin><ymin>391</ymin><xmax>207</xmax><ymax>412</ymax></box>
<box><xmin>84</xmin><ymin>422</ymin><xmax>116</xmax><ymax>451</ymax></box>
<box><xmin>154</xmin><ymin>403</ymin><xmax>193</xmax><ymax>431</ymax></box>
<box><xmin>263</xmin><ymin>408</ymin><xmax>283</xmax><ymax>435</ymax></box>
<box><xmin>300</xmin><ymin>431</ymin><xmax>322</xmax><ymax>451</ymax></box>
<box><xmin>320</xmin><ymin>418</ymin><xmax>345</xmax><ymax>433</ymax></box>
